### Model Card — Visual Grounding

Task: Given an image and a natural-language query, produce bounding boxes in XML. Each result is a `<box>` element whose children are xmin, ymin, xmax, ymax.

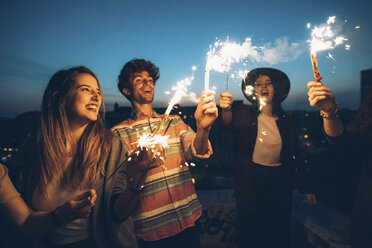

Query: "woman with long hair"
<box><xmin>21</xmin><ymin>66</ymin><xmax>138</xmax><ymax>247</ymax></box>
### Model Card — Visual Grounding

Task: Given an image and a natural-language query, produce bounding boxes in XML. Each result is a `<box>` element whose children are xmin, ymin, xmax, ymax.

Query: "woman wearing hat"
<box><xmin>219</xmin><ymin>68</ymin><xmax>316</xmax><ymax>248</ymax></box>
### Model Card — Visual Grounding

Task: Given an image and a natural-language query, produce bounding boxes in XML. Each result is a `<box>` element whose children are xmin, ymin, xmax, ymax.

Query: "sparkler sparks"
<box><xmin>308</xmin><ymin>16</ymin><xmax>350</xmax><ymax>80</ymax></box>
<box><xmin>258</xmin><ymin>98</ymin><xmax>267</xmax><ymax>111</ymax></box>
<box><xmin>204</xmin><ymin>36</ymin><xmax>303</xmax><ymax>90</ymax></box>
<box><xmin>165</xmin><ymin>76</ymin><xmax>195</xmax><ymax>115</ymax></box>
<box><xmin>137</xmin><ymin>133</ymin><xmax>169</xmax><ymax>150</ymax></box>
<box><xmin>308</xmin><ymin>16</ymin><xmax>348</xmax><ymax>54</ymax></box>
<box><xmin>164</xmin><ymin>67</ymin><xmax>199</xmax><ymax>115</ymax></box>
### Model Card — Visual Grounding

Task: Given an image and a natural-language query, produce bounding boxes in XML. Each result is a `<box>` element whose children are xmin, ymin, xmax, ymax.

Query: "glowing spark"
<box><xmin>327</xmin><ymin>16</ymin><xmax>336</xmax><ymax>24</ymax></box>
<box><xmin>334</xmin><ymin>36</ymin><xmax>347</xmax><ymax>46</ymax></box>
<box><xmin>307</xmin><ymin>23</ymin><xmax>311</xmax><ymax>29</ymax></box>
<box><xmin>190</xmin><ymin>163</ymin><xmax>196</xmax><ymax>167</ymax></box>
<box><xmin>326</xmin><ymin>53</ymin><xmax>336</xmax><ymax>61</ymax></box>
<box><xmin>165</xmin><ymin>77</ymin><xmax>194</xmax><ymax>115</ymax></box>
<box><xmin>308</xmin><ymin>16</ymin><xmax>349</xmax><ymax>79</ymax></box>
<box><xmin>137</xmin><ymin>133</ymin><xmax>169</xmax><ymax>150</ymax></box>
<box><xmin>243</xmin><ymin>84</ymin><xmax>254</xmax><ymax>96</ymax></box>
<box><xmin>355</xmin><ymin>26</ymin><xmax>360</xmax><ymax>29</ymax></box>
<box><xmin>192</xmin><ymin>66</ymin><xmax>197</xmax><ymax>71</ymax></box>
<box><xmin>258</xmin><ymin>98</ymin><xmax>266</xmax><ymax>111</ymax></box>
<box><xmin>238</xmin><ymin>69</ymin><xmax>250</xmax><ymax>79</ymax></box>
<box><xmin>164</xmin><ymin>91</ymin><xmax>171</xmax><ymax>95</ymax></box>
<box><xmin>309</xmin><ymin>16</ymin><xmax>347</xmax><ymax>54</ymax></box>
<box><xmin>345</xmin><ymin>44</ymin><xmax>351</xmax><ymax>50</ymax></box>
<box><xmin>206</xmin><ymin>37</ymin><xmax>259</xmax><ymax>73</ymax></box>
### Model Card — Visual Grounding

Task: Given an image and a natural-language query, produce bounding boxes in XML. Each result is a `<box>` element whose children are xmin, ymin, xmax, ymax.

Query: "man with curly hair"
<box><xmin>112</xmin><ymin>59</ymin><xmax>218</xmax><ymax>248</ymax></box>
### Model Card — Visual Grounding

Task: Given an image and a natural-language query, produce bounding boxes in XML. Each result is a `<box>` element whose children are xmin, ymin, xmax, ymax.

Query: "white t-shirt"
<box><xmin>252</xmin><ymin>113</ymin><xmax>282</xmax><ymax>166</ymax></box>
<box><xmin>32</xmin><ymin>158</ymin><xmax>91</xmax><ymax>245</ymax></box>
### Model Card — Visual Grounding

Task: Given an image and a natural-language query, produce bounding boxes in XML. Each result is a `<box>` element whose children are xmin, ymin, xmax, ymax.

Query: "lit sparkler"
<box><xmin>137</xmin><ymin>133</ymin><xmax>169</xmax><ymax>150</ymax></box>
<box><xmin>308</xmin><ymin>16</ymin><xmax>349</xmax><ymax>80</ymax></box>
<box><xmin>205</xmin><ymin>37</ymin><xmax>259</xmax><ymax>92</ymax></box>
<box><xmin>164</xmin><ymin>66</ymin><xmax>199</xmax><ymax>115</ymax></box>
<box><xmin>94</xmin><ymin>132</ymin><xmax>169</xmax><ymax>196</ymax></box>
<box><xmin>165</xmin><ymin>76</ymin><xmax>194</xmax><ymax>115</ymax></box>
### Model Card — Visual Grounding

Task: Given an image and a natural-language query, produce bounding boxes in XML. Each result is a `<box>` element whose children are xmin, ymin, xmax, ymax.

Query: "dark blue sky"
<box><xmin>0</xmin><ymin>0</ymin><xmax>371</xmax><ymax>117</ymax></box>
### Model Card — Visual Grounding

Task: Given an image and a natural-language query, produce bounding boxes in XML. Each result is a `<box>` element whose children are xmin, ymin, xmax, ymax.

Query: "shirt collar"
<box><xmin>130</xmin><ymin>109</ymin><xmax>160</xmax><ymax>120</ymax></box>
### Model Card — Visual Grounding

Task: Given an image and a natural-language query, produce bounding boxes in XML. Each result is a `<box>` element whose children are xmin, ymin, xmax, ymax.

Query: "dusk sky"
<box><xmin>0</xmin><ymin>0</ymin><xmax>371</xmax><ymax>118</ymax></box>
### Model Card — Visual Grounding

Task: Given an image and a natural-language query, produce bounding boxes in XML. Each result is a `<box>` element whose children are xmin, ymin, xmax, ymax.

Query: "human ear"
<box><xmin>123</xmin><ymin>88</ymin><xmax>131</xmax><ymax>97</ymax></box>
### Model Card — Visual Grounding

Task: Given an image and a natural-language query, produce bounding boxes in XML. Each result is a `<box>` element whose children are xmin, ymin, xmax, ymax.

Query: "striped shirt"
<box><xmin>112</xmin><ymin>111</ymin><xmax>212</xmax><ymax>241</ymax></box>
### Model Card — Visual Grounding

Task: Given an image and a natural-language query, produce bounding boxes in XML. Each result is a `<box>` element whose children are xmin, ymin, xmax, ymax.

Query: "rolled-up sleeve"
<box><xmin>180</xmin><ymin>127</ymin><xmax>213</xmax><ymax>160</ymax></box>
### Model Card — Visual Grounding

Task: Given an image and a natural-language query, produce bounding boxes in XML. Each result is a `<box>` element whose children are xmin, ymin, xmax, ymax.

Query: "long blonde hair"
<box><xmin>37</xmin><ymin>66</ymin><xmax>112</xmax><ymax>194</ymax></box>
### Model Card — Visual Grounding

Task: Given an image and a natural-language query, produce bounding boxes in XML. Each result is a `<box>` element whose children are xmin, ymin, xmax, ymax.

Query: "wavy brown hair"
<box><xmin>37</xmin><ymin>66</ymin><xmax>112</xmax><ymax>194</ymax></box>
<box><xmin>118</xmin><ymin>58</ymin><xmax>160</xmax><ymax>102</ymax></box>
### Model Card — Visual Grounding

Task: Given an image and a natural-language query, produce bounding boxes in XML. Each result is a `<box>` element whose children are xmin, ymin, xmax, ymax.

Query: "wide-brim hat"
<box><xmin>241</xmin><ymin>67</ymin><xmax>290</xmax><ymax>104</ymax></box>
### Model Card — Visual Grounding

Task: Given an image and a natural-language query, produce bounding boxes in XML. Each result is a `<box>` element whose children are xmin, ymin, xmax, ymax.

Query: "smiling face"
<box><xmin>65</xmin><ymin>73</ymin><xmax>102</xmax><ymax>127</ymax></box>
<box><xmin>124</xmin><ymin>71</ymin><xmax>155</xmax><ymax>105</ymax></box>
<box><xmin>254</xmin><ymin>75</ymin><xmax>274</xmax><ymax>104</ymax></box>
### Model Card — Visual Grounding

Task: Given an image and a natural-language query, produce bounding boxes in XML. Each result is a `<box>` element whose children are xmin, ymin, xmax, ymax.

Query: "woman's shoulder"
<box><xmin>108</xmin><ymin>133</ymin><xmax>130</xmax><ymax>157</ymax></box>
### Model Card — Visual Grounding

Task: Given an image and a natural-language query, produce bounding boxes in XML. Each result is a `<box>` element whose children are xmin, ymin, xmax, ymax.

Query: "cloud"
<box><xmin>0</xmin><ymin>53</ymin><xmax>57</xmax><ymax>83</ymax></box>
<box><xmin>260</xmin><ymin>37</ymin><xmax>305</xmax><ymax>65</ymax></box>
<box><xmin>206</xmin><ymin>37</ymin><xmax>306</xmax><ymax>72</ymax></box>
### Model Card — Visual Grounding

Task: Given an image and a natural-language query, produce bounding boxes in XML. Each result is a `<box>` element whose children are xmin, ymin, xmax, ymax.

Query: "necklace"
<box><xmin>148</xmin><ymin>118</ymin><xmax>154</xmax><ymax>133</ymax></box>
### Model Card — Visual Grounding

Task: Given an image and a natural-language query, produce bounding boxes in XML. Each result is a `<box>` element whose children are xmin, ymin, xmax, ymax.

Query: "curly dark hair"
<box><xmin>118</xmin><ymin>58</ymin><xmax>160</xmax><ymax>102</ymax></box>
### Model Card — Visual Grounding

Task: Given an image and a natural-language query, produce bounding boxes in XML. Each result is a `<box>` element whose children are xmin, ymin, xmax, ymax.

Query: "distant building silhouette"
<box><xmin>361</xmin><ymin>68</ymin><xmax>372</xmax><ymax>105</ymax></box>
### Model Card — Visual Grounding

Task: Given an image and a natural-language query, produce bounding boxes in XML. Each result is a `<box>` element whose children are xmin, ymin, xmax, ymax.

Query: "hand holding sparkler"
<box><xmin>132</xmin><ymin>140</ymin><xmax>167</xmax><ymax>170</ymax></box>
<box><xmin>307</xmin><ymin>81</ymin><xmax>344</xmax><ymax>137</ymax></box>
<box><xmin>307</xmin><ymin>81</ymin><xmax>337</xmax><ymax>116</ymax></box>
<box><xmin>219</xmin><ymin>91</ymin><xmax>233</xmax><ymax>126</ymax></box>
<box><xmin>51</xmin><ymin>189</ymin><xmax>97</xmax><ymax>226</ymax></box>
<box><xmin>195</xmin><ymin>91</ymin><xmax>218</xmax><ymax>130</ymax></box>
<box><xmin>219</xmin><ymin>91</ymin><xmax>233</xmax><ymax>111</ymax></box>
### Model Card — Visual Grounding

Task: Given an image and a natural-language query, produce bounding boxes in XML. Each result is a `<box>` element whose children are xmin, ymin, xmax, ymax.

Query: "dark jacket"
<box><xmin>222</xmin><ymin>104</ymin><xmax>312</xmax><ymax>209</ymax></box>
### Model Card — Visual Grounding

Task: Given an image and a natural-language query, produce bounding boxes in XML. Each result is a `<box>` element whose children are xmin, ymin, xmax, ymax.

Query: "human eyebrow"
<box><xmin>77</xmin><ymin>84</ymin><xmax>92</xmax><ymax>88</ymax></box>
<box><xmin>134</xmin><ymin>76</ymin><xmax>143</xmax><ymax>81</ymax></box>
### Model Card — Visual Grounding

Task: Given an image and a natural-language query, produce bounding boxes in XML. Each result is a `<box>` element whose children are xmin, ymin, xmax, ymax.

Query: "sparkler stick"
<box><xmin>93</xmin><ymin>121</ymin><xmax>172</xmax><ymax>197</ymax></box>
<box><xmin>93</xmin><ymin>146</ymin><xmax>140</xmax><ymax>196</ymax></box>
<box><xmin>204</xmin><ymin>69</ymin><xmax>209</xmax><ymax>92</ymax></box>
<box><xmin>308</xmin><ymin>16</ymin><xmax>349</xmax><ymax>82</ymax></box>
<box><xmin>226</xmin><ymin>70</ymin><xmax>229</xmax><ymax>91</ymax></box>
<box><xmin>310</xmin><ymin>53</ymin><xmax>321</xmax><ymax>80</ymax></box>
<box><xmin>149</xmin><ymin>118</ymin><xmax>172</xmax><ymax>161</ymax></box>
